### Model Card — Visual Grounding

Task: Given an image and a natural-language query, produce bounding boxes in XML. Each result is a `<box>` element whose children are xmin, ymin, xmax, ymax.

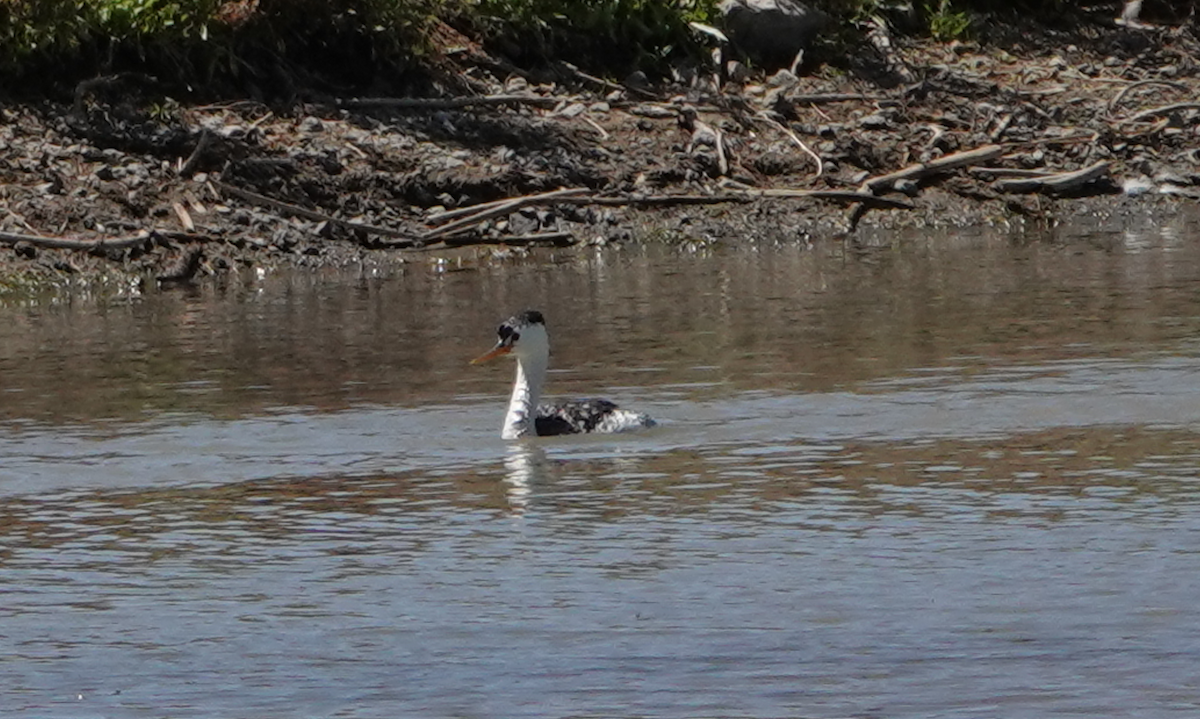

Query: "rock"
<box><xmin>859</xmin><ymin>113</ymin><xmax>890</xmax><ymax>130</ymax></box>
<box><xmin>1121</xmin><ymin>177</ymin><xmax>1154</xmax><ymax>197</ymax></box>
<box><xmin>765</xmin><ymin>68</ymin><xmax>799</xmax><ymax>89</ymax></box>
<box><xmin>558</xmin><ymin>102</ymin><xmax>587</xmax><ymax>118</ymax></box>
<box><xmin>719</xmin><ymin>0</ymin><xmax>827</xmax><ymax>68</ymax></box>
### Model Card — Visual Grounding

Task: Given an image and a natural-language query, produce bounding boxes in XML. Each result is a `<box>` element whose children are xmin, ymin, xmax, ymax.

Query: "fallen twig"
<box><xmin>214</xmin><ymin>181</ymin><xmax>421</xmax><ymax>246</ymax></box>
<box><xmin>425</xmin><ymin>188</ymin><xmax>589</xmax><ymax>225</ymax></box>
<box><xmin>423</xmin><ymin>188</ymin><xmax>589</xmax><ymax>241</ymax></box>
<box><xmin>560</xmin><ymin>189</ymin><xmax>914</xmax><ymax>210</ymax></box>
<box><xmin>179</xmin><ymin>128</ymin><xmax>212</xmax><ymax>177</ymax></box>
<box><xmin>756</xmin><ymin>112</ymin><xmax>823</xmax><ymax>177</ymax></box>
<box><xmin>0</xmin><ymin>229</ymin><xmax>154</xmax><ymax>251</ymax></box>
<box><xmin>338</xmin><ymin>94</ymin><xmax>561</xmax><ymax>111</ymax></box>
<box><xmin>172</xmin><ymin>202</ymin><xmax>195</xmax><ymax>231</ymax></box>
<box><xmin>863</xmin><ymin>144</ymin><xmax>1005</xmax><ymax>192</ymax></box>
<box><xmin>968</xmin><ymin>167</ymin><xmax>1057</xmax><ymax>178</ymax></box>
<box><xmin>556</xmin><ymin>61</ymin><xmax>659</xmax><ymax>100</ymax></box>
<box><xmin>425</xmin><ymin>187</ymin><xmax>913</xmax><ymax>242</ymax></box>
<box><xmin>993</xmin><ymin>161</ymin><xmax>1111</xmax><ymax>193</ymax></box>
<box><xmin>581</xmin><ymin>115</ymin><xmax>610</xmax><ymax>139</ymax></box>
<box><xmin>1108</xmin><ymin>80</ymin><xmax>1189</xmax><ymax>111</ymax></box>
<box><xmin>1003</xmin><ymin>132</ymin><xmax>1100</xmax><ymax>150</ymax></box>
<box><xmin>1122</xmin><ymin>102</ymin><xmax>1200</xmax><ymax>124</ymax></box>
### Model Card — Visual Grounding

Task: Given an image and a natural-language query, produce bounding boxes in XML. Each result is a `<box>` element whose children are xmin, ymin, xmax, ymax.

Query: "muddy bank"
<box><xmin>1</xmin><ymin>18</ymin><xmax>1199</xmax><ymax>293</ymax></box>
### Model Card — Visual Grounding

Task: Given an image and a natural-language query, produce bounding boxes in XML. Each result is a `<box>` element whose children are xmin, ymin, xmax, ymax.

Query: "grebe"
<box><xmin>471</xmin><ymin>310</ymin><xmax>657</xmax><ymax>439</ymax></box>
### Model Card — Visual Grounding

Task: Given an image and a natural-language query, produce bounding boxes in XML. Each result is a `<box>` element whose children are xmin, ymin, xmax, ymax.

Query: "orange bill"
<box><xmin>470</xmin><ymin>345</ymin><xmax>512</xmax><ymax>365</ymax></box>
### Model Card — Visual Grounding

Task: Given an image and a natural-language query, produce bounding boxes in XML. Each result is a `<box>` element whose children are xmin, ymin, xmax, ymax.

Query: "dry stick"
<box><xmin>557</xmin><ymin>190</ymin><xmax>913</xmax><ymax>209</ymax></box>
<box><xmin>556</xmin><ymin>61</ymin><xmax>659</xmax><ymax>100</ymax></box>
<box><xmin>337</xmin><ymin>95</ymin><xmax>561</xmax><ymax>111</ymax></box>
<box><xmin>847</xmin><ymin>144</ymin><xmax>1003</xmax><ymax>232</ymax></box>
<box><xmin>582</xmin><ymin>115</ymin><xmax>610</xmax><ymax>139</ymax></box>
<box><xmin>1003</xmin><ymin>131</ymin><xmax>1100</xmax><ymax>150</ymax></box>
<box><xmin>968</xmin><ymin>167</ymin><xmax>1057</xmax><ymax>178</ymax></box>
<box><xmin>179</xmin><ymin>128</ymin><xmax>212</xmax><ymax>177</ymax></box>
<box><xmin>989</xmin><ymin>113</ymin><xmax>1014</xmax><ymax>143</ymax></box>
<box><xmin>1108</xmin><ymin>80</ymin><xmax>1190</xmax><ymax>111</ymax></box>
<box><xmin>172</xmin><ymin>202</ymin><xmax>195</xmax><ymax>232</ymax></box>
<box><xmin>756</xmin><ymin>112</ymin><xmax>823</xmax><ymax>177</ymax></box>
<box><xmin>428</xmin><ymin>189</ymin><xmax>914</xmax><ymax>243</ymax></box>
<box><xmin>862</xmin><ymin>144</ymin><xmax>1005</xmax><ymax>192</ymax></box>
<box><xmin>993</xmin><ymin>161</ymin><xmax>1111</xmax><ymax>194</ymax></box>
<box><xmin>1123</xmin><ymin>101</ymin><xmax>1200</xmax><ymax>124</ymax></box>
<box><xmin>422</xmin><ymin>189</ymin><xmax>591</xmax><ymax>242</ymax></box>
<box><xmin>425</xmin><ymin>188</ymin><xmax>589</xmax><ymax>225</ymax></box>
<box><xmin>214</xmin><ymin>181</ymin><xmax>421</xmax><ymax>246</ymax></box>
<box><xmin>0</xmin><ymin>229</ymin><xmax>154</xmax><ymax>251</ymax></box>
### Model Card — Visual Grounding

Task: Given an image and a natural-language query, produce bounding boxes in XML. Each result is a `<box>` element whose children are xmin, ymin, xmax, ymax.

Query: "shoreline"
<box><xmin>1</xmin><ymin>12</ymin><xmax>1198</xmax><ymax>295</ymax></box>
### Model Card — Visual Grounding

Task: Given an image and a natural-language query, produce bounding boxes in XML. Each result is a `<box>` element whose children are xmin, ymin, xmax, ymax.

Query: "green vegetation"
<box><xmin>924</xmin><ymin>0</ymin><xmax>972</xmax><ymax>40</ymax></box>
<box><xmin>0</xmin><ymin>0</ymin><xmax>444</xmax><ymax>94</ymax></box>
<box><xmin>0</xmin><ymin>0</ymin><xmax>1089</xmax><ymax>95</ymax></box>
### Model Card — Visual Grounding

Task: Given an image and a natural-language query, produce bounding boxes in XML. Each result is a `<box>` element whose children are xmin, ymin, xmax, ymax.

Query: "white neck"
<box><xmin>502</xmin><ymin>355</ymin><xmax>547</xmax><ymax>439</ymax></box>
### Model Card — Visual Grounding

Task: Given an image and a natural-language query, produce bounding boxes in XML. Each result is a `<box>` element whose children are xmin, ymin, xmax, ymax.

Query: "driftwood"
<box><xmin>338</xmin><ymin>94</ymin><xmax>561</xmax><ymax>111</ymax></box>
<box><xmin>992</xmin><ymin>161</ymin><xmax>1111</xmax><ymax>194</ymax></box>
<box><xmin>863</xmin><ymin>144</ymin><xmax>1005</xmax><ymax>192</ymax></box>
<box><xmin>214</xmin><ymin>181</ymin><xmax>421</xmax><ymax>246</ymax></box>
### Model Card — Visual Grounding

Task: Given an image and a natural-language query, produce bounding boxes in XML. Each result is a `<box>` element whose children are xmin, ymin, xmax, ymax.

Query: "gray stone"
<box><xmin>719</xmin><ymin>0</ymin><xmax>827</xmax><ymax>68</ymax></box>
<box><xmin>859</xmin><ymin>113</ymin><xmax>890</xmax><ymax>130</ymax></box>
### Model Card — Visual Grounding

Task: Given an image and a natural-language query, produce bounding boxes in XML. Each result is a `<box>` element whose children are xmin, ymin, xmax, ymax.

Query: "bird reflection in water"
<box><xmin>502</xmin><ymin>443</ymin><xmax>551</xmax><ymax>515</ymax></box>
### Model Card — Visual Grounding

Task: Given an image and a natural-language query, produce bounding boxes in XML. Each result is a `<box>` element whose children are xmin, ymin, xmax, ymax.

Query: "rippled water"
<box><xmin>4</xmin><ymin>215</ymin><xmax>1200</xmax><ymax>717</ymax></box>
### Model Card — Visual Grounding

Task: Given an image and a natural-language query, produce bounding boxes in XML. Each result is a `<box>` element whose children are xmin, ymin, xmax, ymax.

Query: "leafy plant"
<box><xmin>925</xmin><ymin>0</ymin><xmax>970</xmax><ymax>40</ymax></box>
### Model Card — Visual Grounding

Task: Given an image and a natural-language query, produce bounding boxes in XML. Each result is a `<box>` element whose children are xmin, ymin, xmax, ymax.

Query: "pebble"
<box><xmin>558</xmin><ymin>102</ymin><xmax>587</xmax><ymax>118</ymax></box>
<box><xmin>1122</xmin><ymin>177</ymin><xmax>1154</xmax><ymax>196</ymax></box>
<box><xmin>859</xmin><ymin>114</ymin><xmax>890</xmax><ymax>129</ymax></box>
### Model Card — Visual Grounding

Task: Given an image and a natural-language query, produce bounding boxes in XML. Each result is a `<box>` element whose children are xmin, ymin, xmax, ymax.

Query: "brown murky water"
<box><xmin>3</xmin><ymin>213</ymin><xmax>1200</xmax><ymax>717</ymax></box>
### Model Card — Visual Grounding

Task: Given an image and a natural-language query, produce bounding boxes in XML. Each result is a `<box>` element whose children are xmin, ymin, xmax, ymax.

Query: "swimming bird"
<box><xmin>471</xmin><ymin>310</ymin><xmax>656</xmax><ymax>439</ymax></box>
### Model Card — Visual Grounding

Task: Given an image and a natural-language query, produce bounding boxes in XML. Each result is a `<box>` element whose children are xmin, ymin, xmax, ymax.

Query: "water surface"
<box><xmin>3</xmin><ymin>216</ymin><xmax>1200</xmax><ymax>717</ymax></box>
